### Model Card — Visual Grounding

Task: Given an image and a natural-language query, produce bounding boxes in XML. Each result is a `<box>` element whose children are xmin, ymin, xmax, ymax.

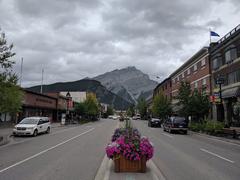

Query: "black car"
<box><xmin>163</xmin><ymin>116</ymin><xmax>188</xmax><ymax>134</ymax></box>
<box><xmin>148</xmin><ymin>118</ymin><xmax>161</xmax><ymax>127</ymax></box>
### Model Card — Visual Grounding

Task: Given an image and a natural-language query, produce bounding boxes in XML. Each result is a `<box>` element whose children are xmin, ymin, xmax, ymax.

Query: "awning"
<box><xmin>222</xmin><ymin>87</ymin><xmax>240</xmax><ymax>99</ymax></box>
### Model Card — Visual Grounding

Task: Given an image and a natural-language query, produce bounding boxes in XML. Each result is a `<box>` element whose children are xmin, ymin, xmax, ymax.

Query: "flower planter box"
<box><xmin>114</xmin><ymin>155</ymin><xmax>146</xmax><ymax>173</ymax></box>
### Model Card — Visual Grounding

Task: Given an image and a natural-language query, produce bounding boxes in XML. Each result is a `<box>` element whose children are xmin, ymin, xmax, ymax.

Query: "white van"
<box><xmin>13</xmin><ymin>117</ymin><xmax>51</xmax><ymax>136</ymax></box>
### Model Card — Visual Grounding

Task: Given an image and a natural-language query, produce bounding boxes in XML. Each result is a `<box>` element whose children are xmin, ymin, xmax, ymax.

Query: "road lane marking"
<box><xmin>195</xmin><ymin>134</ymin><xmax>240</xmax><ymax>147</ymax></box>
<box><xmin>161</xmin><ymin>133</ymin><xmax>173</xmax><ymax>138</ymax></box>
<box><xmin>0</xmin><ymin>128</ymin><xmax>95</xmax><ymax>173</ymax></box>
<box><xmin>200</xmin><ymin>148</ymin><xmax>235</xmax><ymax>163</ymax></box>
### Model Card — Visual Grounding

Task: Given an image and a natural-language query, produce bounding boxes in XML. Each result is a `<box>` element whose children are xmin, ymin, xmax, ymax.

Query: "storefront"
<box><xmin>18</xmin><ymin>90</ymin><xmax>58</xmax><ymax>123</ymax></box>
<box><xmin>222</xmin><ymin>87</ymin><xmax>240</xmax><ymax>127</ymax></box>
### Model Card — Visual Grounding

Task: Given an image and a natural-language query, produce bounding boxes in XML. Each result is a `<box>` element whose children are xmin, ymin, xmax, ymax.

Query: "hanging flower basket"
<box><xmin>106</xmin><ymin>127</ymin><xmax>154</xmax><ymax>173</ymax></box>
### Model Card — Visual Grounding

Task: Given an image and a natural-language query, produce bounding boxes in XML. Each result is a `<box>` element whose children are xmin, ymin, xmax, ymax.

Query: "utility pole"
<box><xmin>40</xmin><ymin>68</ymin><xmax>44</xmax><ymax>94</ymax></box>
<box><xmin>20</xmin><ymin>57</ymin><xmax>23</xmax><ymax>87</ymax></box>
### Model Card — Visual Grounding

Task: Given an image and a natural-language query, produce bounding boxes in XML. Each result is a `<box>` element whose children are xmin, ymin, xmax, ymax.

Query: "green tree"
<box><xmin>84</xmin><ymin>93</ymin><xmax>99</xmax><ymax>120</ymax></box>
<box><xmin>176</xmin><ymin>81</ymin><xmax>192</xmax><ymax>118</ymax></box>
<box><xmin>74</xmin><ymin>102</ymin><xmax>86</xmax><ymax>117</ymax></box>
<box><xmin>137</xmin><ymin>98</ymin><xmax>148</xmax><ymax>119</ymax></box>
<box><xmin>189</xmin><ymin>89</ymin><xmax>210</xmax><ymax>121</ymax></box>
<box><xmin>152</xmin><ymin>90</ymin><xmax>172</xmax><ymax>120</ymax></box>
<box><xmin>0</xmin><ymin>28</ymin><xmax>23</xmax><ymax>121</ymax></box>
<box><xmin>126</xmin><ymin>106</ymin><xmax>135</xmax><ymax>117</ymax></box>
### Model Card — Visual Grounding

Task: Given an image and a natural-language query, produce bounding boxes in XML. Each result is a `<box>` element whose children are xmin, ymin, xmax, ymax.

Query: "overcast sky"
<box><xmin>0</xmin><ymin>0</ymin><xmax>239</xmax><ymax>87</ymax></box>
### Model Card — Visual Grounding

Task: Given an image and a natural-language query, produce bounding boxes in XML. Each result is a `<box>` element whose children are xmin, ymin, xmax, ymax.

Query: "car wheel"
<box><xmin>46</xmin><ymin>127</ymin><xmax>50</xmax><ymax>134</ymax></box>
<box><xmin>183</xmin><ymin>130</ymin><xmax>188</xmax><ymax>135</ymax></box>
<box><xmin>169</xmin><ymin>129</ymin><xmax>173</xmax><ymax>134</ymax></box>
<box><xmin>33</xmin><ymin>129</ymin><xmax>38</xmax><ymax>137</ymax></box>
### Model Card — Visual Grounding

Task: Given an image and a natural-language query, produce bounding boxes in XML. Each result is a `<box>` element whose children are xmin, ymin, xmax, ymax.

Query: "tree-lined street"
<box><xmin>0</xmin><ymin>119</ymin><xmax>239</xmax><ymax>180</ymax></box>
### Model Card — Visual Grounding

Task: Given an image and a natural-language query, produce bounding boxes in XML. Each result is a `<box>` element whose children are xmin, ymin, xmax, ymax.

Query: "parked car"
<box><xmin>163</xmin><ymin>116</ymin><xmax>188</xmax><ymax>134</ymax></box>
<box><xmin>13</xmin><ymin>117</ymin><xmax>51</xmax><ymax>136</ymax></box>
<box><xmin>148</xmin><ymin>118</ymin><xmax>161</xmax><ymax>127</ymax></box>
<box><xmin>132</xmin><ymin>114</ymin><xmax>141</xmax><ymax>120</ymax></box>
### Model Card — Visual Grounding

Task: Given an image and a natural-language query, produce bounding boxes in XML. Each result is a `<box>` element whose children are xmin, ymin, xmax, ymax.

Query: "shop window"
<box><xmin>225</xmin><ymin>48</ymin><xmax>237</xmax><ymax>63</ymax></box>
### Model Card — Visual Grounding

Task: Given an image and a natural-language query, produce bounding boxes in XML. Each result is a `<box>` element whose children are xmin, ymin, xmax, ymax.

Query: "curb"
<box><xmin>190</xmin><ymin>131</ymin><xmax>240</xmax><ymax>146</ymax></box>
<box><xmin>0</xmin><ymin>134</ymin><xmax>11</xmax><ymax>146</ymax></box>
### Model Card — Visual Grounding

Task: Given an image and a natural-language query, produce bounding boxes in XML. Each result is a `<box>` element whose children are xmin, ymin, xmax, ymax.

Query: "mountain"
<box><xmin>93</xmin><ymin>66</ymin><xmax>158</xmax><ymax>104</ymax></box>
<box><xmin>26</xmin><ymin>79</ymin><xmax>133</xmax><ymax>110</ymax></box>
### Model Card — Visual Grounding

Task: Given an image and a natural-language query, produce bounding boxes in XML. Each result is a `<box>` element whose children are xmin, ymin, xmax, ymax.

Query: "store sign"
<box><xmin>212</xmin><ymin>88</ymin><xmax>221</xmax><ymax>103</ymax></box>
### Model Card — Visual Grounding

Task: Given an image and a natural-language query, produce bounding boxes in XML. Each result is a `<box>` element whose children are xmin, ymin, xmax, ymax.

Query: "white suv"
<box><xmin>13</xmin><ymin>117</ymin><xmax>51</xmax><ymax>136</ymax></box>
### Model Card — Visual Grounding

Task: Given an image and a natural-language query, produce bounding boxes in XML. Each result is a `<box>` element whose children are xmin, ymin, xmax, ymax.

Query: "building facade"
<box><xmin>19</xmin><ymin>90</ymin><xmax>58</xmax><ymax>122</ymax></box>
<box><xmin>170</xmin><ymin>47</ymin><xmax>211</xmax><ymax>112</ymax></box>
<box><xmin>153</xmin><ymin>77</ymin><xmax>172</xmax><ymax>100</ymax></box>
<box><xmin>210</xmin><ymin>24</ymin><xmax>240</xmax><ymax>126</ymax></box>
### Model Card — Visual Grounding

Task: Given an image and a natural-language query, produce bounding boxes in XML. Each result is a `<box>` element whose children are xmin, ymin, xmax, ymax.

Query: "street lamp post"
<box><xmin>66</xmin><ymin>92</ymin><xmax>71</xmax><ymax>124</ymax></box>
<box><xmin>216</xmin><ymin>75</ymin><xmax>224</xmax><ymax>103</ymax></box>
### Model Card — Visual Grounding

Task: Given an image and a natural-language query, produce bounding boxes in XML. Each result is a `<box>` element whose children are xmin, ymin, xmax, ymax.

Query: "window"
<box><xmin>177</xmin><ymin>76</ymin><xmax>179</xmax><ymax>82</ymax></box>
<box><xmin>187</xmin><ymin>69</ymin><xmax>190</xmax><ymax>75</ymax></box>
<box><xmin>212</xmin><ymin>56</ymin><xmax>222</xmax><ymax>70</ymax></box>
<box><xmin>227</xmin><ymin>70</ymin><xmax>240</xmax><ymax>85</ymax></box>
<box><xmin>182</xmin><ymin>72</ymin><xmax>185</xmax><ymax>78</ymax></box>
<box><xmin>202</xmin><ymin>78</ymin><xmax>207</xmax><ymax>86</ymax></box>
<box><xmin>194</xmin><ymin>82</ymin><xmax>198</xmax><ymax>89</ymax></box>
<box><xmin>201</xmin><ymin>59</ymin><xmax>206</xmax><ymax>66</ymax></box>
<box><xmin>225</xmin><ymin>48</ymin><xmax>237</xmax><ymax>63</ymax></box>
<box><xmin>193</xmin><ymin>64</ymin><xmax>197</xmax><ymax>71</ymax></box>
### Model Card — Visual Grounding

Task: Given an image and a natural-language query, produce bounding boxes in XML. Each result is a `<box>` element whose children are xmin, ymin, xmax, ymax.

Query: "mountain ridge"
<box><xmin>26</xmin><ymin>79</ymin><xmax>133</xmax><ymax>110</ymax></box>
<box><xmin>93</xmin><ymin>66</ymin><xmax>158</xmax><ymax>104</ymax></box>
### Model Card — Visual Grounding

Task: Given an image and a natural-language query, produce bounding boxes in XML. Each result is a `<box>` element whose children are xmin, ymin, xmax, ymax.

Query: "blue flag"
<box><xmin>210</xmin><ymin>31</ymin><xmax>220</xmax><ymax>37</ymax></box>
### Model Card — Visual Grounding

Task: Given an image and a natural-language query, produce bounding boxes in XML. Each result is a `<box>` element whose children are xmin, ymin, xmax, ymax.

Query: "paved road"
<box><xmin>133</xmin><ymin>120</ymin><xmax>240</xmax><ymax>180</ymax></box>
<box><xmin>1</xmin><ymin>119</ymin><xmax>239</xmax><ymax>180</ymax></box>
<box><xmin>0</xmin><ymin>119</ymin><xmax>117</xmax><ymax>180</ymax></box>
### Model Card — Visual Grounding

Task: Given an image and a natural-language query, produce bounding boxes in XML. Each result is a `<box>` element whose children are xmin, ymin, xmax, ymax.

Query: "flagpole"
<box><xmin>209</xmin><ymin>28</ymin><xmax>211</xmax><ymax>44</ymax></box>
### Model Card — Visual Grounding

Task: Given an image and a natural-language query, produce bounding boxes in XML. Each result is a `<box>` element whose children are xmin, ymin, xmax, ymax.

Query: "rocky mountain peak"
<box><xmin>93</xmin><ymin>66</ymin><xmax>158</xmax><ymax>104</ymax></box>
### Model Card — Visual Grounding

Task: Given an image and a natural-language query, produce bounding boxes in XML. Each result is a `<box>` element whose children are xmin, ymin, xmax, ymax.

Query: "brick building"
<box><xmin>210</xmin><ymin>24</ymin><xmax>240</xmax><ymax>126</ymax></box>
<box><xmin>170</xmin><ymin>47</ymin><xmax>211</xmax><ymax>111</ymax></box>
<box><xmin>153</xmin><ymin>77</ymin><xmax>172</xmax><ymax>100</ymax></box>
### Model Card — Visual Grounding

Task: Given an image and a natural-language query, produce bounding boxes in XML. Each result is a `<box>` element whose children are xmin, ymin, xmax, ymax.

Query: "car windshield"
<box><xmin>19</xmin><ymin>118</ymin><xmax>39</xmax><ymax>124</ymax></box>
<box><xmin>174</xmin><ymin>117</ymin><xmax>186</xmax><ymax>123</ymax></box>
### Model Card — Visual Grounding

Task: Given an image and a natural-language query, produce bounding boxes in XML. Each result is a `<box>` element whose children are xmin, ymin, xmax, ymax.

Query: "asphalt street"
<box><xmin>0</xmin><ymin>119</ymin><xmax>239</xmax><ymax>180</ymax></box>
<box><xmin>0</xmin><ymin>119</ymin><xmax>117</xmax><ymax>180</ymax></box>
<box><xmin>132</xmin><ymin>120</ymin><xmax>240</xmax><ymax>180</ymax></box>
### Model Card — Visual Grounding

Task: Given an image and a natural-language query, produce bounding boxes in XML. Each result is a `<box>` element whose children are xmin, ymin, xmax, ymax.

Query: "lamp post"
<box><xmin>66</xmin><ymin>92</ymin><xmax>71</xmax><ymax>124</ymax></box>
<box><xmin>216</xmin><ymin>75</ymin><xmax>224</xmax><ymax>103</ymax></box>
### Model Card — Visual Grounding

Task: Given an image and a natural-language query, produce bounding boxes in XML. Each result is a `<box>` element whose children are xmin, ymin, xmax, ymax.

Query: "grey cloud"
<box><xmin>0</xmin><ymin>0</ymin><xmax>239</xmax><ymax>87</ymax></box>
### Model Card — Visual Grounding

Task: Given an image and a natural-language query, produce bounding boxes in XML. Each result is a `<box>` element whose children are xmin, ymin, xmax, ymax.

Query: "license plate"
<box><xmin>179</xmin><ymin>126</ymin><xmax>183</xmax><ymax>128</ymax></box>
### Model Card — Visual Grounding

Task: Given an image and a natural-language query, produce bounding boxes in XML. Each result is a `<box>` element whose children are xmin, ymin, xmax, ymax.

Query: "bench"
<box><xmin>223</xmin><ymin>128</ymin><xmax>240</xmax><ymax>139</ymax></box>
